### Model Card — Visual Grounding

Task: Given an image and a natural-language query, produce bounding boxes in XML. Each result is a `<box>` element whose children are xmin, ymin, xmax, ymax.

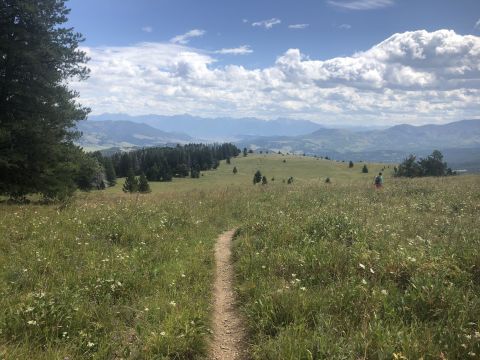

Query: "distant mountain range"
<box><xmin>77</xmin><ymin>120</ymin><xmax>192</xmax><ymax>150</ymax></box>
<box><xmin>77</xmin><ymin>115</ymin><xmax>480</xmax><ymax>172</ymax></box>
<box><xmin>88</xmin><ymin>113</ymin><xmax>325</xmax><ymax>141</ymax></box>
<box><xmin>238</xmin><ymin>119</ymin><xmax>480</xmax><ymax>171</ymax></box>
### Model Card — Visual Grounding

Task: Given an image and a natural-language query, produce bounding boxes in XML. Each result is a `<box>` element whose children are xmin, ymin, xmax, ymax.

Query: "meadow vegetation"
<box><xmin>0</xmin><ymin>154</ymin><xmax>478</xmax><ymax>359</ymax></box>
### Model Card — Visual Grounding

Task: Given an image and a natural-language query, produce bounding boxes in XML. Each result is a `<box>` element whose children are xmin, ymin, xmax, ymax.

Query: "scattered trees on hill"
<box><xmin>349</xmin><ymin>161</ymin><xmax>354</xmax><ymax>168</ymax></box>
<box><xmin>395</xmin><ymin>150</ymin><xmax>453</xmax><ymax>177</ymax></box>
<box><xmin>111</xmin><ymin>143</ymin><xmax>239</xmax><ymax>182</ymax></box>
<box><xmin>0</xmin><ymin>0</ymin><xmax>90</xmax><ymax>200</ymax></box>
<box><xmin>362</xmin><ymin>164</ymin><xmax>369</xmax><ymax>173</ymax></box>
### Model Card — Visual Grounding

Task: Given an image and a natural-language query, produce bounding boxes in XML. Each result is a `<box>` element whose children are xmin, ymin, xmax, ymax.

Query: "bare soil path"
<box><xmin>210</xmin><ymin>229</ymin><xmax>248</xmax><ymax>360</ymax></box>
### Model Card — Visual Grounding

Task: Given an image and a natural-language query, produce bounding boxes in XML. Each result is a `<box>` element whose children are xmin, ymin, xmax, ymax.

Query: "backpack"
<box><xmin>374</xmin><ymin>176</ymin><xmax>381</xmax><ymax>185</ymax></box>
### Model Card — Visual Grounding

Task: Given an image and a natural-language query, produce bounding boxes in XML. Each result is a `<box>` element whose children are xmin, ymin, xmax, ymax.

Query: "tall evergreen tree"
<box><xmin>103</xmin><ymin>157</ymin><xmax>116</xmax><ymax>186</ymax></box>
<box><xmin>138</xmin><ymin>172</ymin><xmax>151</xmax><ymax>193</ymax></box>
<box><xmin>349</xmin><ymin>161</ymin><xmax>354</xmax><ymax>168</ymax></box>
<box><xmin>0</xmin><ymin>0</ymin><xmax>90</xmax><ymax>200</ymax></box>
<box><xmin>122</xmin><ymin>169</ymin><xmax>138</xmax><ymax>193</ymax></box>
<box><xmin>233</xmin><ymin>166</ymin><xmax>238</xmax><ymax>175</ymax></box>
<box><xmin>362</xmin><ymin>164</ymin><xmax>369</xmax><ymax>173</ymax></box>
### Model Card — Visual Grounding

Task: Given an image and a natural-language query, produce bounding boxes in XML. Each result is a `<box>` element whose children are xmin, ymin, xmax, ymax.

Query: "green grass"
<box><xmin>233</xmin><ymin>176</ymin><xmax>480</xmax><ymax>359</ymax></box>
<box><xmin>0</xmin><ymin>154</ymin><xmax>479</xmax><ymax>359</ymax></box>
<box><xmin>105</xmin><ymin>154</ymin><xmax>388</xmax><ymax>194</ymax></box>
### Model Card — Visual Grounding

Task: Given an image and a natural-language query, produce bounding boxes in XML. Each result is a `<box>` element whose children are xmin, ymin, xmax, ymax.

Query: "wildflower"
<box><xmin>144</xmin><ymin>307</ymin><xmax>149</xmax><ymax>312</ymax></box>
<box><xmin>359</xmin><ymin>263</ymin><xmax>366</xmax><ymax>269</ymax></box>
<box><xmin>468</xmin><ymin>352</ymin><xmax>476</xmax><ymax>357</ymax></box>
<box><xmin>169</xmin><ymin>301</ymin><xmax>176</xmax><ymax>306</ymax></box>
<box><xmin>160</xmin><ymin>331</ymin><xmax>166</xmax><ymax>336</ymax></box>
<box><xmin>300</xmin><ymin>287</ymin><xmax>306</xmax><ymax>291</ymax></box>
<box><xmin>362</xmin><ymin>279</ymin><xmax>367</xmax><ymax>285</ymax></box>
<box><xmin>261</xmin><ymin>265</ymin><xmax>266</xmax><ymax>269</ymax></box>
<box><xmin>370</xmin><ymin>268</ymin><xmax>375</xmax><ymax>274</ymax></box>
<box><xmin>27</xmin><ymin>320</ymin><xmax>37</xmax><ymax>325</ymax></box>
<box><xmin>181</xmin><ymin>273</ymin><xmax>186</xmax><ymax>278</ymax></box>
<box><xmin>87</xmin><ymin>342</ymin><xmax>95</xmax><ymax>348</ymax></box>
<box><xmin>381</xmin><ymin>289</ymin><xmax>388</xmax><ymax>295</ymax></box>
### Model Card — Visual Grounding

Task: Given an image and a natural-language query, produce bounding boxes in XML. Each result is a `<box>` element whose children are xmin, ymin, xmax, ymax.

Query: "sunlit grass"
<box><xmin>0</xmin><ymin>154</ymin><xmax>478</xmax><ymax>359</ymax></box>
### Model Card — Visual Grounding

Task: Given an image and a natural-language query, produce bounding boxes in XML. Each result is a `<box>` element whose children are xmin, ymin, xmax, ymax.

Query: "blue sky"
<box><xmin>67</xmin><ymin>0</ymin><xmax>480</xmax><ymax>125</ymax></box>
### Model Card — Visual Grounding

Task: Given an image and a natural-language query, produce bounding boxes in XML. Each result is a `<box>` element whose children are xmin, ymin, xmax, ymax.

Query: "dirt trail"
<box><xmin>210</xmin><ymin>229</ymin><xmax>248</xmax><ymax>360</ymax></box>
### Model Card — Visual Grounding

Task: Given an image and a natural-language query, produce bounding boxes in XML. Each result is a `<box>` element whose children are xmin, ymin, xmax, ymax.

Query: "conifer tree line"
<box><xmin>110</xmin><ymin>143</ymin><xmax>240</xmax><ymax>181</ymax></box>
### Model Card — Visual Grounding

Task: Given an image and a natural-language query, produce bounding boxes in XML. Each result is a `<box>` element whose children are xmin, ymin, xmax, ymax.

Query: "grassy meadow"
<box><xmin>1</xmin><ymin>154</ymin><xmax>479</xmax><ymax>359</ymax></box>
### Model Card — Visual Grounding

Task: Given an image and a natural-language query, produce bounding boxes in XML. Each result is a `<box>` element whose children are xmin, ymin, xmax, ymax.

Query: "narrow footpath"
<box><xmin>210</xmin><ymin>229</ymin><xmax>248</xmax><ymax>360</ymax></box>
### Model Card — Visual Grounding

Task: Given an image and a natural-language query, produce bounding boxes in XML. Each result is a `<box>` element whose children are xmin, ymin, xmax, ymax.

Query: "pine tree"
<box><xmin>233</xmin><ymin>166</ymin><xmax>238</xmax><ymax>175</ymax></box>
<box><xmin>362</xmin><ymin>164</ymin><xmax>369</xmax><ymax>173</ymax></box>
<box><xmin>253</xmin><ymin>170</ymin><xmax>262</xmax><ymax>184</ymax></box>
<box><xmin>0</xmin><ymin>0</ymin><xmax>89</xmax><ymax>200</ymax></box>
<box><xmin>122</xmin><ymin>169</ymin><xmax>138</xmax><ymax>193</ymax></box>
<box><xmin>104</xmin><ymin>158</ymin><xmax>117</xmax><ymax>186</ymax></box>
<box><xmin>138</xmin><ymin>172</ymin><xmax>151</xmax><ymax>193</ymax></box>
<box><xmin>349</xmin><ymin>161</ymin><xmax>354</xmax><ymax>168</ymax></box>
<box><xmin>243</xmin><ymin>147</ymin><xmax>248</xmax><ymax>157</ymax></box>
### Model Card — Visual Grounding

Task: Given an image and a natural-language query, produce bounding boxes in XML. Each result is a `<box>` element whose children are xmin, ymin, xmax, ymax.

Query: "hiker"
<box><xmin>374</xmin><ymin>172</ymin><xmax>383</xmax><ymax>189</ymax></box>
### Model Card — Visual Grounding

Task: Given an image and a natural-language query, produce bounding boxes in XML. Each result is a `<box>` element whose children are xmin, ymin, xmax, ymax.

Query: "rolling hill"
<box><xmin>76</xmin><ymin>120</ymin><xmax>192</xmax><ymax>151</ymax></box>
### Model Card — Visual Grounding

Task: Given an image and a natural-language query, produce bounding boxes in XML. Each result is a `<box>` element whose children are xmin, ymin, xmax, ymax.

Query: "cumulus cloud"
<box><xmin>170</xmin><ymin>29</ymin><xmax>206</xmax><ymax>44</ymax></box>
<box><xmin>141</xmin><ymin>26</ymin><xmax>153</xmax><ymax>33</ymax></box>
<box><xmin>252</xmin><ymin>18</ymin><xmax>281</xmax><ymax>29</ymax></box>
<box><xmin>289</xmin><ymin>24</ymin><xmax>309</xmax><ymax>29</ymax></box>
<box><xmin>215</xmin><ymin>45</ymin><xmax>253</xmax><ymax>55</ymax></box>
<box><xmin>73</xmin><ymin>30</ymin><xmax>480</xmax><ymax>125</ymax></box>
<box><xmin>328</xmin><ymin>0</ymin><xmax>394</xmax><ymax>10</ymax></box>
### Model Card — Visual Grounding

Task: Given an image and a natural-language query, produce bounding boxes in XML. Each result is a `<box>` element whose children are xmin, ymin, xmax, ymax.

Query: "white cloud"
<box><xmin>339</xmin><ymin>24</ymin><xmax>352</xmax><ymax>30</ymax></box>
<box><xmin>242</xmin><ymin>19</ymin><xmax>249</xmax><ymax>23</ymax></box>
<box><xmin>141</xmin><ymin>26</ymin><xmax>153</xmax><ymax>33</ymax></box>
<box><xmin>170</xmin><ymin>29</ymin><xmax>206</xmax><ymax>44</ymax></box>
<box><xmin>289</xmin><ymin>24</ymin><xmax>309</xmax><ymax>30</ymax></box>
<box><xmin>73</xmin><ymin>30</ymin><xmax>480</xmax><ymax>126</ymax></box>
<box><xmin>252</xmin><ymin>18</ymin><xmax>281</xmax><ymax>29</ymax></box>
<box><xmin>215</xmin><ymin>45</ymin><xmax>253</xmax><ymax>55</ymax></box>
<box><xmin>475</xmin><ymin>18</ymin><xmax>480</xmax><ymax>29</ymax></box>
<box><xmin>328</xmin><ymin>0</ymin><xmax>394</xmax><ymax>10</ymax></box>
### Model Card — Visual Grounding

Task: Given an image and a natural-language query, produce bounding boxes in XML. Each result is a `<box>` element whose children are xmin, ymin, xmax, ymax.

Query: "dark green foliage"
<box><xmin>261</xmin><ymin>176</ymin><xmax>268</xmax><ymax>185</ymax></box>
<box><xmin>396</xmin><ymin>150</ymin><xmax>451</xmax><ymax>178</ymax></box>
<box><xmin>0</xmin><ymin>0</ymin><xmax>90</xmax><ymax>199</ymax></box>
<box><xmin>110</xmin><ymin>143</ymin><xmax>239</xmax><ymax>181</ymax></box>
<box><xmin>287</xmin><ymin>176</ymin><xmax>294</xmax><ymax>184</ymax></box>
<box><xmin>362</xmin><ymin>164</ymin><xmax>369</xmax><ymax>173</ymax></box>
<box><xmin>283</xmin><ymin>159</ymin><xmax>286</xmax><ymax>163</ymax></box>
<box><xmin>233</xmin><ymin>166</ymin><xmax>238</xmax><ymax>175</ymax></box>
<box><xmin>75</xmin><ymin>153</ymin><xmax>105</xmax><ymax>191</ymax></box>
<box><xmin>243</xmin><ymin>147</ymin><xmax>248</xmax><ymax>157</ymax></box>
<box><xmin>325</xmin><ymin>177</ymin><xmax>331</xmax><ymax>183</ymax></box>
<box><xmin>271</xmin><ymin>177</ymin><xmax>275</xmax><ymax>182</ymax></box>
<box><xmin>138</xmin><ymin>173</ymin><xmax>151</xmax><ymax>193</ymax></box>
<box><xmin>349</xmin><ymin>161</ymin><xmax>354</xmax><ymax>168</ymax></box>
<box><xmin>253</xmin><ymin>170</ymin><xmax>262</xmax><ymax>185</ymax></box>
<box><xmin>103</xmin><ymin>157</ymin><xmax>116</xmax><ymax>186</ymax></box>
<box><xmin>122</xmin><ymin>169</ymin><xmax>138</xmax><ymax>193</ymax></box>
<box><xmin>226</xmin><ymin>157</ymin><xmax>231</xmax><ymax>164</ymax></box>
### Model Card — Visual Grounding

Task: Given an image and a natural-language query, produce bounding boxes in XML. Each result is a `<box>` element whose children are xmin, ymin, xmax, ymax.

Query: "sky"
<box><xmin>67</xmin><ymin>0</ymin><xmax>480</xmax><ymax>126</ymax></box>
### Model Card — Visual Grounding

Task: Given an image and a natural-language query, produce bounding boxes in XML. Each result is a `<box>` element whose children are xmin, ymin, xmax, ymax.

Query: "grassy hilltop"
<box><xmin>1</xmin><ymin>154</ymin><xmax>479</xmax><ymax>359</ymax></box>
<box><xmin>104</xmin><ymin>154</ymin><xmax>388</xmax><ymax>195</ymax></box>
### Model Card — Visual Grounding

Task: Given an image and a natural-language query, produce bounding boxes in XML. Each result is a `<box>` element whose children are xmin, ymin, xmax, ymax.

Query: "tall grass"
<box><xmin>233</xmin><ymin>176</ymin><xmax>480</xmax><ymax>359</ymax></box>
<box><xmin>0</xmin><ymin>160</ymin><xmax>478</xmax><ymax>359</ymax></box>
<box><xmin>0</xmin><ymin>191</ymin><xmax>237</xmax><ymax>359</ymax></box>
